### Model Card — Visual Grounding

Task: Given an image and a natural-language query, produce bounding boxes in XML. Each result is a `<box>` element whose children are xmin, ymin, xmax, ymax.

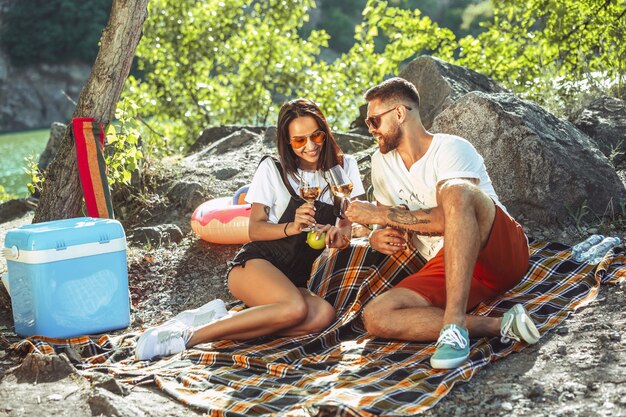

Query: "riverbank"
<box><xmin>0</xmin><ymin>128</ymin><xmax>49</xmax><ymax>198</ymax></box>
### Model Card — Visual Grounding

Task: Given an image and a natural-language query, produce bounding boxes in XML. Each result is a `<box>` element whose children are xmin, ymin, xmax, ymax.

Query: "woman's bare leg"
<box><xmin>186</xmin><ymin>259</ymin><xmax>335</xmax><ymax>347</ymax></box>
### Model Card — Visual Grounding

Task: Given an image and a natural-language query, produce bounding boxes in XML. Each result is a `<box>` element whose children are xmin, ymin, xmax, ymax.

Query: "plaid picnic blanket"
<box><xmin>12</xmin><ymin>239</ymin><xmax>626</xmax><ymax>416</ymax></box>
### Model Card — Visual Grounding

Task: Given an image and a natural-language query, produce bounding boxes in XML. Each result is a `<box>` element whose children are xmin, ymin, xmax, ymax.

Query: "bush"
<box><xmin>0</xmin><ymin>0</ymin><xmax>112</xmax><ymax>66</ymax></box>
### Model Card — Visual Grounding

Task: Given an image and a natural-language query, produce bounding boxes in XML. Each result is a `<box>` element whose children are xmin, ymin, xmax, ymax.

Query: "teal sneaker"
<box><xmin>500</xmin><ymin>304</ymin><xmax>541</xmax><ymax>344</ymax></box>
<box><xmin>430</xmin><ymin>324</ymin><xmax>470</xmax><ymax>369</ymax></box>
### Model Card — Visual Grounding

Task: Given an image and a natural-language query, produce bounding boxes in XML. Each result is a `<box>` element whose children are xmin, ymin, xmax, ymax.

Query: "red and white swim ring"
<box><xmin>191</xmin><ymin>196</ymin><xmax>251</xmax><ymax>244</ymax></box>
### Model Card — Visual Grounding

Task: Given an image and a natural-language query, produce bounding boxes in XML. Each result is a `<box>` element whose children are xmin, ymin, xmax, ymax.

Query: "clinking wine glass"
<box><xmin>299</xmin><ymin>170</ymin><xmax>321</xmax><ymax>232</ymax></box>
<box><xmin>326</xmin><ymin>165</ymin><xmax>353</xmax><ymax>215</ymax></box>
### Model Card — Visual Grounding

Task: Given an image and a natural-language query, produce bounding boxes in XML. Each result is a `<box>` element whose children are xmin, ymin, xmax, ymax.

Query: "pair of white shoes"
<box><xmin>135</xmin><ymin>298</ymin><xmax>229</xmax><ymax>361</ymax></box>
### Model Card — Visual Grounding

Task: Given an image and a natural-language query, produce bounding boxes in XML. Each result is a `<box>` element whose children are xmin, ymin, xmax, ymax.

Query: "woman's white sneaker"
<box><xmin>173</xmin><ymin>298</ymin><xmax>229</xmax><ymax>327</ymax></box>
<box><xmin>135</xmin><ymin>322</ymin><xmax>192</xmax><ymax>361</ymax></box>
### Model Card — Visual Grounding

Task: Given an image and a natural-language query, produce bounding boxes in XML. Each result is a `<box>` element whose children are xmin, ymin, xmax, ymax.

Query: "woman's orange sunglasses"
<box><xmin>290</xmin><ymin>130</ymin><xmax>326</xmax><ymax>148</ymax></box>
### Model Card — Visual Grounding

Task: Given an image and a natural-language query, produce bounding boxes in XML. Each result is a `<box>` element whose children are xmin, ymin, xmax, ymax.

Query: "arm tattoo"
<box><xmin>389</xmin><ymin>223</ymin><xmax>442</xmax><ymax>236</ymax></box>
<box><xmin>263</xmin><ymin>205</ymin><xmax>270</xmax><ymax>217</ymax></box>
<box><xmin>387</xmin><ymin>207</ymin><xmax>441</xmax><ymax>236</ymax></box>
<box><xmin>414</xmin><ymin>230</ymin><xmax>443</xmax><ymax>237</ymax></box>
<box><xmin>388</xmin><ymin>207</ymin><xmax>430</xmax><ymax>225</ymax></box>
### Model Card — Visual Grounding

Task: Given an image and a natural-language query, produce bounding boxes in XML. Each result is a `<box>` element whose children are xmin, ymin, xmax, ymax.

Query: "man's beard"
<box><xmin>378</xmin><ymin>125</ymin><xmax>402</xmax><ymax>154</ymax></box>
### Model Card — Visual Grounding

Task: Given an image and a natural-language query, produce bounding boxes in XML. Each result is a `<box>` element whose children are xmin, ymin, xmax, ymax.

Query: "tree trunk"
<box><xmin>33</xmin><ymin>0</ymin><xmax>149</xmax><ymax>223</ymax></box>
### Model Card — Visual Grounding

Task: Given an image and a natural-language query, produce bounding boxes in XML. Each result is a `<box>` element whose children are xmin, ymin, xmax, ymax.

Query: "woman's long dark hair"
<box><xmin>276</xmin><ymin>98</ymin><xmax>344</xmax><ymax>181</ymax></box>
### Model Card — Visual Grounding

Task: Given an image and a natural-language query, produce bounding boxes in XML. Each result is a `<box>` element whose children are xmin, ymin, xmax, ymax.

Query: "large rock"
<box><xmin>350</xmin><ymin>56</ymin><xmax>507</xmax><ymax>131</ymax></box>
<box><xmin>431</xmin><ymin>92</ymin><xmax>626</xmax><ymax>226</ymax></box>
<box><xmin>399</xmin><ymin>56</ymin><xmax>507</xmax><ymax>129</ymax></box>
<box><xmin>570</xmin><ymin>96</ymin><xmax>626</xmax><ymax>169</ymax></box>
<box><xmin>0</xmin><ymin>60</ymin><xmax>90</xmax><ymax>132</ymax></box>
<box><xmin>188</xmin><ymin>125</ymin><xmax>265</xmax><ymax>154</ymax></box>
<box><xmin>180</xmin><ymin>128</ymin><xmax>273</xmax><ymax>203</ymax></box>
<box><xmin>334</xmin><ymin>131</ymin><xmax>374</xmax><ymax>155</ymax></box>
<box><xmin>185</xmin><ymin>129</ymin><xmax>262</xmax><ymax>162</ymax></box>
<box><xmin>0</xmin><ymin>198</ymin><xmax>36</xmax><ymax>223</ymax></box>
<box><xmin>38</xmin><ymin>122</ymin><xmax>67</xmax><ymax>171</ymax></box>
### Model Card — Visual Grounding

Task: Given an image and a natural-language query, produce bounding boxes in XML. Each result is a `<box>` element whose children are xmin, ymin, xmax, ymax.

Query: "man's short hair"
<box><xmin>364</xmin><ymin>77</ymin><xmax>420</xmax><ymax>108</ymax></box>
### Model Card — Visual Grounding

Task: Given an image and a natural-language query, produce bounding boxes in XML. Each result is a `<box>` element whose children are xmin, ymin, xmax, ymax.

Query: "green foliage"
<box><xmin>105</xmin><ymin>97</ymin><xmax>145</xmax><ymax>187</ymax></box>
<box><xmin>125</xmin><ymin>0</ymin><xmax>329</xmax><ymax>149</ymax></box>
<box><xmin>608</xmin><ymin>139</ymin><xmax>625</xmax><ymax>166</ymax></box>
<box><xmin>318</xmin><ymin>0</ymin><xmax>367</xmax><ymax>53</ymax></box>
<box><xmin>0</xmin><ymin>0</ymin><xmax>111</xmax><ymax>65</ymax></box>
<box><xmin>0</xmin><ymin>184</ymin><xmax>17</xmax><ymax>203</ymax></box>
<box><xmin>298</xmin><ymin>0</ymin><xmax>456</xmax><ymax>128</ymax></box>
<box><xmin>455</xmin><ymin>0</ymin><xmax>626</xmax><ymax>115</ymax></box>
<box><xmin>125</xmin><ymin>0</ymin><xmax>455</xmax><ymax>138</ymax></box>
<box><xmin>120</xmin><ymin>0</ymin><xmax>624</xmax><ymax>152</ymax></box>
<box><xmin>23</xmin><ymin>156</ymin><xmax>44</xmax><ymax>196</ymax></box>
<box><xmin>460</xmin><ymin>1</ymin><xmax>493</xmax><ymax>35</ymax></box>
<box><xmin>566</xmin><ymin>200</ymin><xmax>591</xmax><ymax>233</ymax></box>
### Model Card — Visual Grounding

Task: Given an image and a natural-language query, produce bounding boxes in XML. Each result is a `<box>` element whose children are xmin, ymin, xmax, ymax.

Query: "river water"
<box><xmin>0</xmin><ymin>129</ymin><xmax>49</xmax><ymax>198</ymax></box>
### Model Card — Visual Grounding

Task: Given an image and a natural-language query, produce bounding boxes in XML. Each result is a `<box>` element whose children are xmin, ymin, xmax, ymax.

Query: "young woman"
<box><xmin>136</xmin><ymin>99</ymin><xmax>365</xmax><ymax>360</ymax></box>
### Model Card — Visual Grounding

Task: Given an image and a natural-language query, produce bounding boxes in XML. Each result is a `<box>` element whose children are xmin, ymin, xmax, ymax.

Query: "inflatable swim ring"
<box><xmin>191</xmin><ymin>196</ymin><xmax>251</xmax><ymax>244</ymax></box>
<box><xmin>233</xmin><ymin>185</ymin><xmax>249</xmax><ymax>205</ymax></box>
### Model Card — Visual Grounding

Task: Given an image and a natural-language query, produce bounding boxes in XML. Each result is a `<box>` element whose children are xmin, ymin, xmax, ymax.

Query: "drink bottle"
<box><xmin>571</xmin><ymin>235</ymin><xmax>604</xmax><ymax>262</ymax></box>
<box><xmin>581</xmin><ymin>237</ymin><xmax>621</xmax><ymax>264</ymax></box>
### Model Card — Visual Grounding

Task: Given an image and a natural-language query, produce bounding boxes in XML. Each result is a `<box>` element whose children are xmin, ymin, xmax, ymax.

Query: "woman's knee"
<box><xmin>279</xmin><ymin>297</ymin><xmax>310</xmax><ymax>328</ymax></box>
<box><xmin>307</xmin><ymin>301</ymin><xmax>335</xmax><ymax>333</ymax></box>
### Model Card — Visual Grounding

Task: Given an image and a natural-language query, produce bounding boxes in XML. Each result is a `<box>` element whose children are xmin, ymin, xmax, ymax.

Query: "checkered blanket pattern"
<box><xmin>11</xmin><ymin>239</ymin><xmax>626</xmax><ymax>416</ymax></box>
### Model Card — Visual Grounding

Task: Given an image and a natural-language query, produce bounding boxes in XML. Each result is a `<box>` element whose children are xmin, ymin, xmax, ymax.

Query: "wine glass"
<box><xmin>299</xmin><ymin>170</ymin><xmax>320</xmax><ymax>231</ymax></box>
<box><xmin>326</xmin><ymin>165</ymin><xmax>353</xmax><ymax>214</ymax></box>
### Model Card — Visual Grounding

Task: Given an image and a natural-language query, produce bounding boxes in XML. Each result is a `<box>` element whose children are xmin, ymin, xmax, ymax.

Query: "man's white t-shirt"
<box><xmin>371</xmin><ymin>133</ymin><xmax>503</xmax><ymax>260</ymax></box>
<box><xmin>246</xmin><ymin>154</ymin><xmax>365</xmax><ymax>224</ymax></box>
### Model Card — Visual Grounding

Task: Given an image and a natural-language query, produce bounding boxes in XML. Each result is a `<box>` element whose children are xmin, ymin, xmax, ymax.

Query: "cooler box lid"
<box><xmin>3</xmin><ymin>217</ymin><xmax>126</xmax><ymax>264</ymax></box>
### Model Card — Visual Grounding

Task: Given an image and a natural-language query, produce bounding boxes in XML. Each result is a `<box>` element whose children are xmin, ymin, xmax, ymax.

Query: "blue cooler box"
<box><xmin>3</xmin><ymin>217</ymin><xmax>130</xmax><ymax>338</ymax></box>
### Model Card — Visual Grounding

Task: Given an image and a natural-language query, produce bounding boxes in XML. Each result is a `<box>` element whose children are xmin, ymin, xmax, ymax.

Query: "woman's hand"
<box><xmin>368</xmin><ymin>227</ymin><xmax>407</xmax><ymax>255</ymax></box>
<box><xmin>313</xmin><ymin>224</ymin><xmax>350</xmax><ymax>249</ymax></box>
<box><xmin>287</xmin><ymin>202</ymin><xmax>316</xmax><ymax>235</ymax></box>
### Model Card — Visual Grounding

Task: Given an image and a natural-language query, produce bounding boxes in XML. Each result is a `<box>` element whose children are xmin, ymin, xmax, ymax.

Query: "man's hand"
<box><xmin>368</xmin><ymin>228</ymin><xmax>407</xmax><ymax>255</ymax></box>
<box><xmin>345</xmin><ymin>200</ymin><xmax>386</xmax><ymax>225</ymax></box>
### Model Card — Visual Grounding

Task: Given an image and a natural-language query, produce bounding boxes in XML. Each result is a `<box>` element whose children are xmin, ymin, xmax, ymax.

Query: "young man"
<box><xmin>345</xmin><ymin>77</ymin><xmax>540</xmax><ymax>369</ymax></box>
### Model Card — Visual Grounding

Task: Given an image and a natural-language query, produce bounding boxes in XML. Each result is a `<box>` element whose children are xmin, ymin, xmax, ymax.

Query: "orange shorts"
<box><xmin>395</xmin><ymin>204</ymin><xmax>530</xmax><ymax>312</ymax></box>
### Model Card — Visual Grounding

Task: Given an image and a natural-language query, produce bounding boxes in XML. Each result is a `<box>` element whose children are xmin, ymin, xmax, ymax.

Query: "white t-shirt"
<box><xmin>372</xmin><ymin>133</ymin><xmax>503</xmax><ymax>260</ymax></box>
<box><xmin>246</xmin><ymin>154</ymin><xmax>365</xmax><ymax>224</ymax></box>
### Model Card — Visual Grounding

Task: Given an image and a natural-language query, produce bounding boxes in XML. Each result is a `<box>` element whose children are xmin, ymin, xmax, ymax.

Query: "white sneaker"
<box><xmin>501</xmin><ymin>304</ymin><xmax>541</xmax><ymax>344</ymax></box>
<box><xmin>135</xmin><ymin>321</ymin><xmax>192</xmax><ymax>361</ymax></box>
<box><xmin>172</xmin><ymin>298</ymin><xmax>229</xmax><ymax>327</ymax></box>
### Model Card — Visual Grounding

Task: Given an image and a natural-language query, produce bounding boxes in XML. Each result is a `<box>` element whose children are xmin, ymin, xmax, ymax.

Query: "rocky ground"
<box><xmin>0</xmin><ymin>203</ymin><xmax>624</xmax><ymax>417</ymax></box>
<box><xmin>0</xmin><ymin>117</ymin><xmax>625</xmax><ymax>415</ymax></box>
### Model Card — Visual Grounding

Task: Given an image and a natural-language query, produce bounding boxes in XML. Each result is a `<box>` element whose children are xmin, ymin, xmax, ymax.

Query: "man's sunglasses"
<box><xmin>290</xmin><ymin>130</ymin><xmax>326</xmax><ymax>148</ymax></box>
<box><xmin>365</xmin><ymin>105</ymin><xmax>412</xmax><ymax>129</ymax></box>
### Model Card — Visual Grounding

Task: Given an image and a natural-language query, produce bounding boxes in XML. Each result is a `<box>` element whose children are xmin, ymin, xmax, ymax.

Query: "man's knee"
<box><xmin>439</xmin><ymin>180</ymin><xmax>484</xmax><ymax>210</ymax></box>
<box><xmin>362</xmin><ymin>300</ymin><xmax>393</xmax><ymax>338</ymax></box>
<box><xmin>362</xmin><ymin>290</ymin><xmax>416</xmax><ymax>338</ymax></box>
<box><xmin>439</xmin><ymin>181</ymin><xmax>495</xmax><ymax>229</ymax></box>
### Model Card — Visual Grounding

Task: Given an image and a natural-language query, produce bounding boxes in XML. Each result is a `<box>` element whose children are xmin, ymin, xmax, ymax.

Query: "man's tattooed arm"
<box><xmin>384</xmin><ymin>206</ymin><xmax>443</xmax><ymax>235</ymax></box>
<box><xmin>388</xmin><ymin>207</ymin><xmax>430</xmax><ymax>224</ymax></box>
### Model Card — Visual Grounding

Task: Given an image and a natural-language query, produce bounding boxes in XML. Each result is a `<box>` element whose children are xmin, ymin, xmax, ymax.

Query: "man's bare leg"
<box><xmin>438</xmin><ymin>181</ymin><xmax>496</xmax><ymax>329</ymax></box>
<box><xmin>362</xmin><ymin>288</ymin><xmax>500</xmax><ymax>341</ymax></box>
